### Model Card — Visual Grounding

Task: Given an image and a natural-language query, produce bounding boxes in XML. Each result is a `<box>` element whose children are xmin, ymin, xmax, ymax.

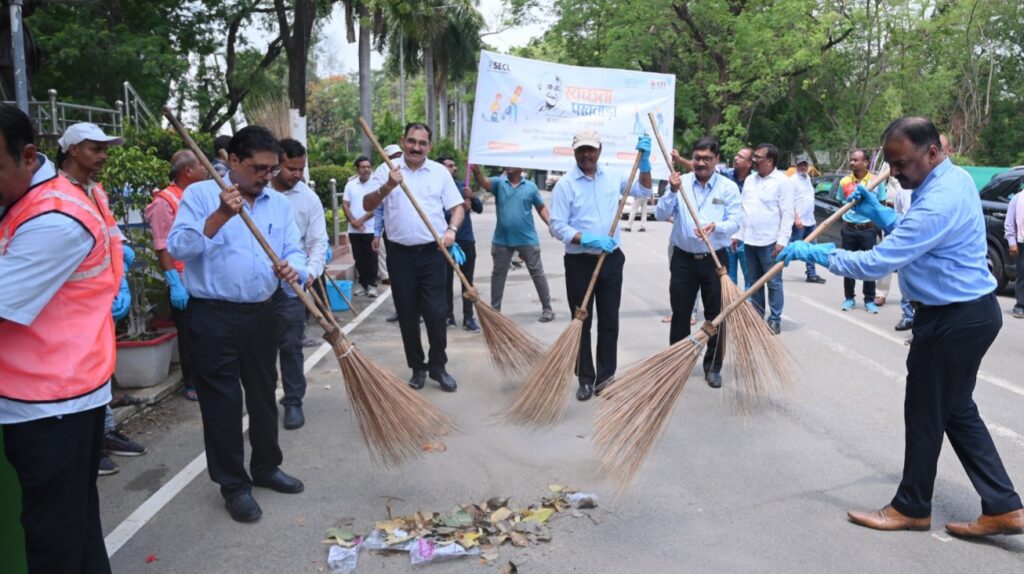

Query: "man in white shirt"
<box><xmin>732</xmin><ymin>143</ymin><xmax>793</xmax><ymax>334</ymax></box>
<box><xmin>343</xmin><ymin>156</ymin><xmax>379</xmax><ymax>297</ymax></box>
<box><xmin>364</xmin><ymin>123</ymin><xmax>465</xmax><ymax>392</ymax></box>
<box><xmin>270</xmin><ymin>138</ymin><xmax>328</xmax><ymax>430</ymax></box>
<box><xmin>789</xmin><ymin>156</ymin><xmax>826</xmax><ymax>284</ymax></box>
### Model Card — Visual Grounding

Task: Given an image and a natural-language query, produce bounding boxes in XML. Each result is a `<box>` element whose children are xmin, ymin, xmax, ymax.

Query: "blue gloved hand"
<box><xmin>122</xmin><ymin>244</ymin><xmax>135</xmax><ymax>269</ymax></box>
<box><xmin>580</xmin><ymin>232</ymin><xmax>617</xmax><ymax>253</ymax></box>
<box><xmin>112</xmin><ymin>277</ymin><xmax>131</xmax><ymax>320</ymax></box>
<box><xmin>636</xmin><ymin>135</ymin><xmax>652</xmax><ymax>173</ymax></box>
<box><xmin>449</xmin><ymin>242</ymin><xmax>466</xmax><ymax>265</ymax></box>
<box><xmin>776</xmin><ymin>241</ymin><xmax>837</xmax><ymax>267</ymax></box>
<box><xmin>846</xmin><ymin>184</ymin><xmax>897</xmax><ymax>232</ymax></box>
<box><xmin>325</xmin><ymin>245</ymin><xmax>333</xmax><ymax>263</ymax></box>
<box><xmin>164</xmin><ymin>269</ymin><xmax>189</xmax><ymax>310</ymax></box>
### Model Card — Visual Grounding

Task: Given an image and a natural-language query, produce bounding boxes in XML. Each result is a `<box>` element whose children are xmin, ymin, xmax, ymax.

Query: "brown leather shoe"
<box><xmin>945</xmin><ymin>509</ymin><xmax>1024</xmax><ymax>538</ymax></box>
<box><xmin>847</xmin><ymin>505</ymin><xmax>930</xmax><ymax>531</ymax></box>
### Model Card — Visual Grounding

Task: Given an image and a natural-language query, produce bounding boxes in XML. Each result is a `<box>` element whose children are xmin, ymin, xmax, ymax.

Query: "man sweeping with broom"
<box><xmin>778</xmin><ymin>116</ymin><xmax>1024</xmax><ymax>537</ymax></box>
<box><xmin>549</xmin><ymin>129</ymin><xmax>653</xmax><ymax>401</ymax></box>
<box><xmin>654</xmin><ymin>136</ymin><xmax>741</xmax><ymax>389</ymax></box>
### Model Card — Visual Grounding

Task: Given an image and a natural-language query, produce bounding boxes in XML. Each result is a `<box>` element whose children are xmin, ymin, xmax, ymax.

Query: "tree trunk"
<box><xmin>358</xmin><ymin>3</ymin><xmax>372</xmax><ymax>156</ymax></box>
<box><xmin>286</xmin><ymin>0</ymin><xmax>315</xmax><ymax>116</ymax></box>
<box><xmin>438</xmin><ymin>75</ymin><xmax>448</xmax><ymax>139</ymax></box>
<box><xmin>423</xmin><ymin>44</ymin><xmax>436</xmax><ymax>136</ymax></box>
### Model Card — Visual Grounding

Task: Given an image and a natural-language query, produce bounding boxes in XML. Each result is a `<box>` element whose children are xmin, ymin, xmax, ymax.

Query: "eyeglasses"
<box><xmin>692</xmin><ymin>154</ymin><xmax>717</xmax><ymax>164</ymax></box>
<box><xmin>751</xmin><ymin>154</ymin><xmax>767</xmax><ymax>162</ymax></box>
<box><xmin>244</xmin><ymin>160</ymin><xmax>280</xmax><ymax>178</ymax></box>
<box><xmin>405</xmin><ymin>138</ymin><xmax>430</xmax><ymax>148</ymax></box>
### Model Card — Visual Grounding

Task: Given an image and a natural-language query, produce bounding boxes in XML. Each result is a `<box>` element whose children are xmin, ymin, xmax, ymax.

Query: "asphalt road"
<box><xmin>100</xmin><ymin>199</ymin><xmax>1024</xmax><ymax>573</ymax></box>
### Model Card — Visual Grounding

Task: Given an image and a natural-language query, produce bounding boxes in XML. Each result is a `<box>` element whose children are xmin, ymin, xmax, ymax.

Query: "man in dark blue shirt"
<box><xmin>441</xmin><ymin>156</ymin><xmax>483</xmax><ymax>332</ymax></box>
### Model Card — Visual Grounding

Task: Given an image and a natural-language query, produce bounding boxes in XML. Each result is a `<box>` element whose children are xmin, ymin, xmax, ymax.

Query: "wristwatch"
<box><xmin>447</xmin><ymin>225</ymin><xmax>458</xmax><ymax>233</ymax></box>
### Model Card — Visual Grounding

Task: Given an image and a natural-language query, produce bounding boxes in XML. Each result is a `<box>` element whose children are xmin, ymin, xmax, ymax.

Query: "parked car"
<box><xmin>811</xmin><ymin>173</ymin><xmax>853</xmax><ymax>246</ymax></box>
<box><xmin>979</xmin><ymin>166</ymin><xmax>1024</xmax><ymax>291</ymax></box>
<box><xmin>545</xmin><ymin>171</ymin><xmax>563</xmax><ymax>191</ymax></box>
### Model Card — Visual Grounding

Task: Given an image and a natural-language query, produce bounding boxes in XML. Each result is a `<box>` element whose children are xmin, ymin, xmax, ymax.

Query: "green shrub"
<box><xmin>308</xmin><ymin>164</ymin><xmax>355</xmax><ymax>208</ymax></box>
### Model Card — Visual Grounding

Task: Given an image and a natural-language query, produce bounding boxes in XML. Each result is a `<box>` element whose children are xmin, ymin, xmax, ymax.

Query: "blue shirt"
<box><xmin>655</xmin><ymin>172</ymin><xmax>742</xmax><ymax>253</ymax></box>
<box><xmin>550</xmin><ymin>164</ymin><xmax>652</xmax><ymax>255</ymax></box>
<box><xmin>717</xmin><ymin>166</ymin><xmax>749</xmax><ymax>193</ymax></box>
<box><xmin>445</xmin><ymin>180</ymin><xmax>483</xmax><ymax>242</ymax></box>
<box><xmin>168</xmin><ymin>176</ymin><xmax>307</xmax><ymax>303</ymax></box>
<box><xmin>491</xmin><ymin>175</ymin><xmax>544</xmax><ymax>247</ymax></box>
<box><xmin>828</xmin><ymin>159</ymin><xmax>995</xmax><ymax>305</ymax></box>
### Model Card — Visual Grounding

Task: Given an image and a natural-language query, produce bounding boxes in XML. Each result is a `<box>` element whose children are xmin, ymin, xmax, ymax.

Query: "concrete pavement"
<box><xmin>100</xmin><ymin>200</ymin><xmax>1024</xmax><ymax>572</ymax></box>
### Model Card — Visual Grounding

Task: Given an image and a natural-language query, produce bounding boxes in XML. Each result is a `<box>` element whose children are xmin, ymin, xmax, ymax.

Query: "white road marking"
<box><xmin>105</xmin><ymin>289</ymin><xmax>392</xmax><ymax>557</ymax></box>
<box><xmin>932</xmin><ymin>533</ymin><xmax>953</xmax><ymax>543</ymax></box>
<box><xmin>791</xmin><ymin>293</ymin><xmax>1024</xmax><ymax>399</ymax></box>
<box><xmin>986</xmin><ymin>423</ymin><xmax>1024</xmax><ymax>450</ymax></box>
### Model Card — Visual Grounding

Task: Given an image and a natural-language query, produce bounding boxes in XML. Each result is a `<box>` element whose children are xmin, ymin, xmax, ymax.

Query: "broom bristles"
<box><xmin>475</xmin><ymin>300</ymin><xmax>545</xmax><ymax>377</ymax></box>
<box><xmin>720</xmin><ymin>276</ymin><xmax>794</xmax><ymax>410</ymax></box>
<box><xmin>335</xmin><ymin>341</ymin><xmax>454</xmax><ymax>467</ymax></box>
<box><xmin>501</xmin><ymin>319</ymin><xmax>584</xmax><ymax>426</ymax></box>
<box><xmin>593</xmin><ymin>338</ymin><xmax>703</xmax><ymax>490</ymax></box>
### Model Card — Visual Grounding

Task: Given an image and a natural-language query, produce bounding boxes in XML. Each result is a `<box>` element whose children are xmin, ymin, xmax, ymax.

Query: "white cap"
<box><xmin>58</xmin><ymin>123</ymin><xmax>124</xmax><ymax>152</ymax></box>
<box><xmin>572</xmin><ymin>129</ymin><xmax>601</xmax><ymax>150</ymax></box>
<box><xmin>383</xmin><ymin>144</ymin><xmax>402</xmax><ymax>157</ymax></box>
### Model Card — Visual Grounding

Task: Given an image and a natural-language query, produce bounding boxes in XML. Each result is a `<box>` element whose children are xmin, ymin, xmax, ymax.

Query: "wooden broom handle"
<box><xmin>357</xmin><ymin>117</ymin><xmax>474</xmax><ymax>294</ymax></box>
<box><xmin>160</xmin><ymin>107</ymin><xmax>338</xmax><ymax>340</ymax></box>
<box><xmin>647</xmin><ymin>113</ymin><xmax>725</xmax><ymax>270</ymax></box>
<box><xmin>577</xmin><ymin>151</ymin><xmax>644</xmax><ymax>314</ymax></box>
<box><xmin>711</xmin><ymin>168</ymin><xmax>890</xmax><ymax>327</ymax></box>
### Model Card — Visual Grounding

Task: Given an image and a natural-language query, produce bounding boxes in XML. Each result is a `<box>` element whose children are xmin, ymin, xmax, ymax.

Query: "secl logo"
<box><xmin>491</xmin><ymin>61</ymin><xmax>511</xmax><ymax>72</ymax></box>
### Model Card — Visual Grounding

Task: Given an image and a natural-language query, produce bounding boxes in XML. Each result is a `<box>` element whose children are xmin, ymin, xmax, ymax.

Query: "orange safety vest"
<box><xmin>149</xmin><ymin>183</ymin><xmax>185</xmax><ymax>273</ymax></box>
<box><xmin>0</xmin><ymin>173</ymin><xmax>123</xmax><ymax>402</ymax></box>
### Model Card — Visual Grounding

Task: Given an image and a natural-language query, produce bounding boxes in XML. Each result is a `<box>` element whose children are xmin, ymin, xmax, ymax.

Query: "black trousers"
<box><xmin>891</xmin><ymin>293</ymin><xmax>1023</xmax><ymax>518</ymax></box>
<box><xmin>841</xmin><ymin>225</ymin><xmax>877</xmax><ymax>302</ymax></box>
<box><xmin>387</xmin><ymin>240</ymin><xmax>448</xmax><ymax>371</ymax></box>
<box><xmin>564</xmin><ymin>249</ymin><xmax>625</xmax><ymax>387</ymax></box>
<box><xmin>669</xmin><ymin>247</ymin><xmax>726</xmax><ymax>375</ymax></box>
<box><xmin>170</xmin><ymin>295</ymin><xmax>194</xmax><ymax>389</ymax></box>
<box><xmin>446</xmin><ymin>239</ymin><xmax>476</xmax><ymax>322</ymax></box>
<box><xmin>349</xmin><ymin>232</ymin><xmax>378</xmax><ymax>289</ymax></box>
<box><xmin>273</xmin><ymin>288</ymin><xmax>306</xmax><ymax>407</ymax></box>
<box><xmin>3</xmin><ymin>405</ymin><xmax>111</xmax><ymax>574</ymax></box>
<box><xmin>187</xmin><ymin>298</ymin><xmax>283</xmax><ymax>499</ymax></box>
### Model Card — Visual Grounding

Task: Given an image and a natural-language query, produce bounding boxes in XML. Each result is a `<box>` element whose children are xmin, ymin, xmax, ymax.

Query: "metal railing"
<box><xmin>1</xmin><ymin>81</ymin><xmax>155</xmax><ymax>137</ymax></box>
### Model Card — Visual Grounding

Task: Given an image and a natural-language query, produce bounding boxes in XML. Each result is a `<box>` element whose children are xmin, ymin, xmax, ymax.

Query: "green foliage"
<box><xmin>308</xmin><ymin>164</ymin><xmax>355</xmax><ymax>208</ymax></box>
<box><xmin>324</xmin><ymin>207</ymin><xmax>348</xmax><ymax>235</ymax></box>
<box><xmin>101</xmin><ymin>146</ymin><xmax>170</xmax><ymax>220</ymax></box>
<box><xmin>430</xmin><ymin>137</ymin><xmax>466</xmax><ymax>170</ymax></box>
<box><xmin>122</xmin><ymin>126</ymin><xmax>214</xmax><ymax>164</ymax></box>
<box><xmin>372</xmin><ymin>111</ymin><xmax>406</xmax><ymax>151</ymax></box>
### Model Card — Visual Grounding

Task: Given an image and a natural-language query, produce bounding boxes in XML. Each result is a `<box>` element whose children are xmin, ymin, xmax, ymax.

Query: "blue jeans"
<box><xmin>790</xmin><ymin>224</ymin><xmax>820</xmax><ymax>278</ymax></box>
<box><xmin>745</xmin><ymin>243</ymin><xmax>784</xmax><ymax>322</ymax></box>
<box><xmin>727</xmin><ymin>241</ymin><xmax>747</xmax><ymax>285</ymax></box>
<box><xmin>901</xmin><ymin>296</ymin><xmax>915</xmax><ymax>321</ymax></box>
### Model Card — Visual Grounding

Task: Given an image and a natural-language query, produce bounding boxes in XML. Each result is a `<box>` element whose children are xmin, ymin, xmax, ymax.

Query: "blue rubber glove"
<box><xmin>449</xmin><ymin>242</ymin><xmax>466</xmax><ymax>265</ymax></box>
<box><xmin>636</xmin><ymin>135</ymin><xmax>652</xmax><ymax>173</ymax></box>
<box><xmin>580</xmin><ymin>233</ymin><xmax>617</xmax><ymax>253</ymax></box>
<box><xmin>122</xmin><ymin>244</ymin><xmax>135</xmax><ymax>269</ymax></box>
<box><xmin>325</xmin><ymin>245</ymin><xmax>333</xmax><ymax>264</ymax></box>
<box><xmin>164</xmin><ymin>269</ymin><xmax>189</xmax><ymax>310</ymax></box>
<box><xmin>776</xmin><ymin>241</ymin><xmax>837</xmax><ymax>267</ymax></box>
<box><xmin>846</xmin><ymin>184</ymin><xmax>897</xmax><ymax>232</ymax></box>
<box><xmin>112</xmin><ymin>277</ymin><xmax>131</xmax><ymax>320</ymax></box>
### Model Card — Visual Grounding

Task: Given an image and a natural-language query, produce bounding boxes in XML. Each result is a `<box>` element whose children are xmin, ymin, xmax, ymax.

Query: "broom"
<box><xmin>594</xmin><ymin>169</ymin><xmax>889</xmax><ymax>489</ymax></box>
<box><xmin>163</xmin><ymin>108</ymin><xmax>452</xmax><ymax>466</ymax></box>
<box><xmin>647</xmin><ymin>113</ymin><xmax>791</xmax><ymax>408</ymax></box>
<box><xmin>503</xmin><ymin>151</ymin><xmax>646</xmax><ymax>427</ymax></box>
<box><xmin>357</xmin><ymin>118</ymin><xmax>543</xmax><ymax>377</ymax></box>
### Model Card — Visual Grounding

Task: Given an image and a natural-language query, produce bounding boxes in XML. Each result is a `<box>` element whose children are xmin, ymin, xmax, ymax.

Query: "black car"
<box><xmin>979</xmin><ymin>166</ymin><xmax>1024</xmax><ymax>291</ymax></box>
<box><xmin>811</xmin><ymin>173</ymin><xmax>853</xmax><ymax>246</ymax></box>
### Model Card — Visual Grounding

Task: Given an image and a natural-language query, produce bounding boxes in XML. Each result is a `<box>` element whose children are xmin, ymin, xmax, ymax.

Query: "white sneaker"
<box><xmin>366</xmin><ymin>286</ymin><xmax>379</xmax><ymax>298</ymax></box>
<box><xmin>352</xmin><ymin>285</ymin><xmax>367</xmax><ymax>297</ymax></box>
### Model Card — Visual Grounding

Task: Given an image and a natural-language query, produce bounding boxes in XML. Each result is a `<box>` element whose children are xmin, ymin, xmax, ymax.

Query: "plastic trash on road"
<box><xmin>327</xmin><ymin>544</ymin><xmax>359</xmax><ymax>574</ymax></box>
<box><xmin>565</xmin><ymin>492</ymin><xmax>599</xmax><ymax>508</ymax></box>
<box><xmin>409</xmin><ymin>539</ymin><xmax>480</xmax><ymax>565</ymax></box>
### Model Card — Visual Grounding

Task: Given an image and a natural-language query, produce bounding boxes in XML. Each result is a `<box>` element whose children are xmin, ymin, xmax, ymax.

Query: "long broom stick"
<box><xmin>504</xmin><ymin>150</ymin><xmax>646</xmax><ymax>427</ymax></box>
<box><xmin>357</xmin><ymin>118</ymin><xmax>543</xmax><ymax>377</ymax></box>
<box><xmin>163</xmin><ymin>108</ymin><xmax>452</xmax><ymax>466</ymax></box>
<box><xmin>594</xmin><ymin>169</ymin><xmax>889</xmax><ymax>489</ymax></box>
<box><xmin>647</xmin><ymin>113</ymin><xmax>791</xmax><ymax>407</ymax></box>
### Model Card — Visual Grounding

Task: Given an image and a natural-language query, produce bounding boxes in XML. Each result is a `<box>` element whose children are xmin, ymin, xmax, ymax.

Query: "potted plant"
<box><xmin>104</xmin><ymin>144</ymin><xmax>176</xmax><ymax>388</ymax></box>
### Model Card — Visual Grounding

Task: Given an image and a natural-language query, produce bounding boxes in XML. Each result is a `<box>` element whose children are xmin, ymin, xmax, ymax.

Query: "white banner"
<box><xmin>468</xmin><ymin>50</ymin><xmax>676</xmax><ymax>179</ymax></box>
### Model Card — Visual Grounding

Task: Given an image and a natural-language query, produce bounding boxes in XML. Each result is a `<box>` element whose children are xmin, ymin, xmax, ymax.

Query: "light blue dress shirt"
<box><xmin>828</xmin><ymin>159</ymin><xmax>995</xmax><ymax>305</ymax></box>
<box><xmin>168</xmin><ymin>176</ymin><xmax>307</xmax><ymax>303</ymax></box>
<box><xmin>550</xmin><ymin>164</ymin><xmax>652</xmax><ymax>255</ymax></box>
<box><xmin>655</xmin><ymin>172</ymin><xmax>741</xmax><ymax>253</ymax></box>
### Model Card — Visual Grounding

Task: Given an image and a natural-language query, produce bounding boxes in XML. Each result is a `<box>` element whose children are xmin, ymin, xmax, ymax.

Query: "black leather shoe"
<box><xmin>409</xmin><ymin>369</ymin><xmax>427</xmax><ymax>390</ymax></box>
<box><xmin>768</xmin><ymin>320</ymin><xmax>781</xmax><ymax>335</ymax></box>
<box><xmin>283</xmin><ymin>405</ymin><xmax>304</xmax><ymax>430</ymax></box>
<box><xmin>805</xmin><ymin>275</ymin><xmax>826</xmax><ymax>284</ymax></box>
<box><xmin>386</xmin><ymin>312</ymin><xmax>400</xmax><ymax>323</ymax></box>
<box><xmin>705</xmin><ymin>372</ymin><xmax>722</xmax><ymax>389</ymax></box>
<box><xmin>576</xmin><ymin>383</ymin><xmax>594</xmax><ymax>401</ymax></box>
<box><xmin>225</xmin><ymin>493</ymin><xmax>262</xmax><ymax>523</ymax></box>
<box><xmin>252</xmin><ymin>469</ymin><xmax>304</xmax><ymax>494</ymax></box>
<box><xmin>894</xmin><ymin>318</ymin><xmax>914</xmax><ymax>331</ymax></box>
<box><xmin>429</xmin><ymin>369</ymin><xmax>457</xmax><ymax>392</ymax></box>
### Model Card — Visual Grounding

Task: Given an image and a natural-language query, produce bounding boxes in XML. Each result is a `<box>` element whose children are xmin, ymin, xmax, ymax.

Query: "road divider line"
<box><xmin>105</xmin><ymin>289</ymin><xmax>392</xmax><ymax>558</ymax></box>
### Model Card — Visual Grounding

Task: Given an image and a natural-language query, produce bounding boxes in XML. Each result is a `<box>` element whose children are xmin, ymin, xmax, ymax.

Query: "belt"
<box><xmin>190</xmin><ymin>297</ymin><xmax>271</xmax><ymax>312</ymax></box>
<box><xmin>673</xmin><ymin>246</ymin><xmax>725</xmax><ymax>260</ymax></box>
<box><xmin>843</xmin><ymin>221</ymin><xmax>875</xmax><ymax>231</ymax></box>
<box><xmin>567</xmin><ymin>248</ymin><xmax>621</xmax><ymax>258</ymax></box>
<box><xmin>910</xmin><ymin>292</ymin><xmax>993</xmax><ymax>313</ymax></box>
<box><xmin>387</xmin><ymin>241</ymin><xmax>437</xmax><ymax>252</ymax></box>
